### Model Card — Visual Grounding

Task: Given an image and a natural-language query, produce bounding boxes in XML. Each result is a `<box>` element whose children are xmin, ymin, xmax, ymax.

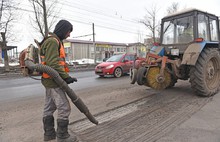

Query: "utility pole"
<box><xmin>93</xmin><ymin>23</ymin><xmax>96</xmax><ymax>64</ymax></box>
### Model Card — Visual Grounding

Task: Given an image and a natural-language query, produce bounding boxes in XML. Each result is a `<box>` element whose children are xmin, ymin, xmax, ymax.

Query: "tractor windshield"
<box><xmin>162</xmin><ymin>16</ymin><xmax>194</xmax><ymax>44</ymax></box>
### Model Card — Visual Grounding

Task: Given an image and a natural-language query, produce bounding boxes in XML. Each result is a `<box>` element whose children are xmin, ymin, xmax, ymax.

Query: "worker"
<box><xmin>40</xmin><ymin>20</ymin><xmax>78</xmax><ymax>142</ymax></box>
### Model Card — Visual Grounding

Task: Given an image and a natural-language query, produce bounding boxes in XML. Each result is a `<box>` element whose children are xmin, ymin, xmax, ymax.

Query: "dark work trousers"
<box><xmin>43</xmin><ymin>87</ymin><xmax>71</xmax><ymax>120</ymax></box>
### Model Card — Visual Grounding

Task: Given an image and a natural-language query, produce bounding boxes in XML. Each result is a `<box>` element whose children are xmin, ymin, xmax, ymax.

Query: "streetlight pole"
<box><xmin>92</xmin><ymin>23</ymin><xmax>96</xmax><ymax>64</ymax></box>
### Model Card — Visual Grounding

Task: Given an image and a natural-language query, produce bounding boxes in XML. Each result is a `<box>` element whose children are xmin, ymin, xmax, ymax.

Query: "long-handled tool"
<box><xmin>24</xmin><ymin>44</ymin><xmax>98</xmax><ymax>125</ymax></box>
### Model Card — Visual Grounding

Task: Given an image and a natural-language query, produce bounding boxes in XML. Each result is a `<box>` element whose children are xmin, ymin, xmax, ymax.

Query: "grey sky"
<box><xmin>13</xmin><ymin>0</ymin><xmax>220</xmax><ymax>51</ymax></box>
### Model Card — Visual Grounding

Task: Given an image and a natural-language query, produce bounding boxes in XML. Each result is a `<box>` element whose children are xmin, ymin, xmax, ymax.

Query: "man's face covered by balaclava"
<box><xmin>53</xmin><ymin>20</ymin><xmax>73</xmax><ymax>41</ymax></box>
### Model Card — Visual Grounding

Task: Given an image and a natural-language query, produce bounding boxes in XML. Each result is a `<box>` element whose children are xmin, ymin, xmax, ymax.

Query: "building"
<box><xmin>0</xmin><ymin>46</ymin><xmax>18</xmax><ymax>63</ymax></box>
<box><xmin>64</xmin><ymin>39</ymin><xmax>146</xmax><ymax>63</ymax></box>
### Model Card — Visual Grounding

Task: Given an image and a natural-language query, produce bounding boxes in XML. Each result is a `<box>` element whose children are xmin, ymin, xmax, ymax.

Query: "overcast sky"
<box><xmin>13</xmin><ymin>0</ymin><xmax>220</xmax><ymax>52</ymax></box>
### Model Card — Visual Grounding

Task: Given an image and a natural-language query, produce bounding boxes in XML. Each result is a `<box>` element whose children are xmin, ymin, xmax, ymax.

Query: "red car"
<box><xmin>95</xmin><ymin>54</ymin><xmax>135</xmax><ymax>78</ymax></box>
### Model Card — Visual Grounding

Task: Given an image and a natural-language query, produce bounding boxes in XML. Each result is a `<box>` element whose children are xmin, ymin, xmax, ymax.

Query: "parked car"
<box><xmin>102</xmin><ymin>57</ymin><xmax>109</xmax><ymax>62</ymax></box>
<box><xmin>95</xmin><ymin>54</ymin><xmax>135</xmax><ymax>78</ymax></box>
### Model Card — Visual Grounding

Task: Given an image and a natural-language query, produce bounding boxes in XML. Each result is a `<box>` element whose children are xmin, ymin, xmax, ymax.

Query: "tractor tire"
<box><xmin>190</xmin><ymin>48</ymin><xmax>220</xmax><ymax>97</ymax></box>
<box><xmin>136</xmin><ymin>67</ymin><xmax>147</xmax><ymax>85</ymax></box>
<box><xmin>166</xmin><ymin>75</ymin><xmax>178</xmax><ymax>88</ymax></box>
<box><xmin>130</xmin><ymin>68</ymin><xmax>137</xmax><ymax>84</ymax></box>
<box><xmin>114</xmin><ymin>67</ymin><xmax>122</xmax><ymax>78</ymax></box>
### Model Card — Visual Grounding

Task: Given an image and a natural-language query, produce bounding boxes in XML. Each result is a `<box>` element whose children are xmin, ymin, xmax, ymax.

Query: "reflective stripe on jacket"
<box><xmin>41</xmin><ymin>37</ymin><xmax>69</xmax><ymax>78</ymax></box>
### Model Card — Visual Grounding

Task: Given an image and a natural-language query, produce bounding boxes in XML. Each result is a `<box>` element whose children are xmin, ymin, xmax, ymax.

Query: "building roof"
<box><xmin>163</xmin><ymin>8</ymin><xmax>217</xmax><ymax>19</ymax></box>
<box><xmin>1</xmin><ymin>46</ymin><xmax>17</xmax><ymax>51</ymax></box>
<box><xmin>65</xmin><ymin>39</ymin><xmax>145</xmax><ymax>47</ymax></box>
<box><xmin>7</xmin><ymin>46</ymin><xmax>17</xmax><ymax>50</ymax></box>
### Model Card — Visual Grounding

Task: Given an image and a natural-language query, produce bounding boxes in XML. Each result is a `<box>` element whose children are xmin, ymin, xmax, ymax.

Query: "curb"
<box><xmin>0</xmin><ymin>68</ymin><xmax>95</xmax><ymax>79</ymax></box>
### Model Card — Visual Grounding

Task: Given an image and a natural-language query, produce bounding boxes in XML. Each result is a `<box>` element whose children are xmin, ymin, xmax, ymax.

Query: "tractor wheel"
<box><xmin>166</xmin><ymin>75</ymin><xmax>178</xmax><ymax>88</ymax></box>
<box><xmin>114</xmin><ymin>67</ymin><xmax>122</xmax><ymax>78</ymax></box>
<box><xmin>130</xmin><ymin>68</ymin><xmax>137</xmax><ymax>84</ymax></box>
<box><xmin>146</xmin><ymin>67</ymin><xmax>171</xmax><ymax>90</ymax></box>
<box><xmin>137</xmin><ymin>67</ymin><xmax>147</xmax><ymax>85</ymax></box>
<box><xmin>190</xmin><ymin>48</ymin><xmax>220</xmax><ymax>97</ymax></box>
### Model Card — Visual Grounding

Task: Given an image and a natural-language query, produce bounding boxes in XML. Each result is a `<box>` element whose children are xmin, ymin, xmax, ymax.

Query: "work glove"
<box><xmin>64</xmin><ymin>77</ymin><xmax>78</xmax><ymax>84</ymax></box>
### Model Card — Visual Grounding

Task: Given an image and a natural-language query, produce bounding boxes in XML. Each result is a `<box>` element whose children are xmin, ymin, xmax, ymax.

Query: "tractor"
<box><xmin>131</xmin><ymin>8</ymin><xmax>220</xmax><ymax>97</ymax></box>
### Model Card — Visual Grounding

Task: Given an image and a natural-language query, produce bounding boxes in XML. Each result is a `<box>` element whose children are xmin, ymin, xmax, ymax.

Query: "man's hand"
<box><xmin>64</xmin><ymin>77</ymin><xmax>78</xmax><ymax>84</ymax></box>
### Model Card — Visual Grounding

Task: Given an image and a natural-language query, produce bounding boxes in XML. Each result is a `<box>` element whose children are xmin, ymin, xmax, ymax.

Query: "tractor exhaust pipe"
<box><xmin>23</xmin><ymin>45</ymin><xmax>98</xmax><ymax>125</ymax></box>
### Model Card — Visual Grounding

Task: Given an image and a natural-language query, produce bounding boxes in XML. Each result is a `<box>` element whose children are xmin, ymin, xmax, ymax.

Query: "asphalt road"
<box><xmin>0</xmin><ymin>71</ymin><xmax>125</xmax><ymax>102</ymax></box>
<box><xmin>0</xmin><ymin>71</ymin><xmax>150</xmax><ymax>142</ymax></box>
<box><xmin>68</xmin><ymin>80</ymin><xmax>213</xmax><ymax>142</ymax></box>
<box><xmin>1</xmin><ymin>71</ymin><xmax>219</xmax><ymax>142</ymax></box>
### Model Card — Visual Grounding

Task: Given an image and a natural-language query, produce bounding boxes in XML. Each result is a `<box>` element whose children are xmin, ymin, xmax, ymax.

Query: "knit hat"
<box><xmin>53</xmin><ymin>20</ymin><xmax>73</xmax><ymax>40</ymax></box>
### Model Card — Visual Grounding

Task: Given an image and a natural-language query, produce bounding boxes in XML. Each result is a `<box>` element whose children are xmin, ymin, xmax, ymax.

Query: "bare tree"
<box><xmin>167</xmin><ymin>2</ymin><xmax>179</xmax><ymax>15</ymax></box>
<box><xmin>28</xmin><ymin>0</ymin><xmax>59</xmax><ymax>38</ymax></box>
<box><xmin>140</xmin><ymin>5</ymin><xmax>160</xmax><ymax>43</ymax></box>
<box><xmin>0</xmin><ymin>0</ymin><xmax>18</xmax><ymax>72</ymax></box>
<box><xmin>140</xmin><ymin>3</ymin><xmax>181</xmax><ymax>45</ymax></box>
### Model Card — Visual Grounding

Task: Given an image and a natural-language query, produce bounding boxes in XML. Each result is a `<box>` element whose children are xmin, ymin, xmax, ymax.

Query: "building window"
<box><xmin>117</xmin><ymin>48</ymin><xmax>120</xmax><ymax>52</ymax></box>
<box><xmin>65</xmin><ymin>47</ymin><xmax>69</xmax><ymax>54</ymax></box>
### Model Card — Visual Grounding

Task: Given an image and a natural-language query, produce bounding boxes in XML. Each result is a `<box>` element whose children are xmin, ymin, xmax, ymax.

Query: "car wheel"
<box><xmin>99</xmin><ymin>75</ymin><xmax>104</xmax><ymax>78</ymax></box>
<box><xmin>114</xmin><ymin>67</ymin><xmax>122</xmax><ymax>78</ymax></box>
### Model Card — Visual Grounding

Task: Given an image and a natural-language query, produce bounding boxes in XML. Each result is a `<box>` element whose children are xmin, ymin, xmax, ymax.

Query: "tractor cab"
<box><xmin>160</xmin><ymin>8</ymin><xmax>220</xmax><ymax>56</ymax></box>
<box><xmin>131</xmin><ymin>9</ymin><xmax>220</xmax><ymax>97</ymax></box>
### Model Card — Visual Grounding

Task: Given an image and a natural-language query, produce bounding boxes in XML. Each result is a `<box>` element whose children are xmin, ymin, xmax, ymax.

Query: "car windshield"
<box><xmin>162</xmin><ymin>15</ymin><xmax>194</xmax><ymax>44</ymax></box>
<box><xmin>106</xmin><ymin>54</ymin><xmax>123</xmax><ymax>62</ymax></box>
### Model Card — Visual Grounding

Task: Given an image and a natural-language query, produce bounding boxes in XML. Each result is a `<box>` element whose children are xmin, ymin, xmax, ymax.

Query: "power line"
<box><xmin>72</xmin><ymin>34</ymin><xmax>93</xmax><ymax>38</ymax></box>
<box><xmin>15</xmin><ymin>2</ymin><xmax>147</xmax><ymax>37</ymax></box>
<box><xmin>54</xmin><ymin>3</ymin><xmax>145</xmax><ymax>34</ymax></box>
<box><xmin>60</xmin><ymin>0</ymin><xmax>139</xmax><ymax>24</ymax></box>
<box><xmin>17</xmin><ymin>3</ymin><xmax>141</xmax><ymax>32</ymax></box>
<box><xmin>55</xmin><ymin>1</ymin><xmax>145</xmax><ymax>30</ymax></box>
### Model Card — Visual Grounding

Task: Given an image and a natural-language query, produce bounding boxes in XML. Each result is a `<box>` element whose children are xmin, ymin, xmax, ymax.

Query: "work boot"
<box><xmin>43</xmin><ymin>115</ymin><xmax>56</xmax><ymax>141</ymax></box>
<box><xmin>57</xmin><ymin>119</ymin><xmax>78</xmax><ymax>142</ymax></box>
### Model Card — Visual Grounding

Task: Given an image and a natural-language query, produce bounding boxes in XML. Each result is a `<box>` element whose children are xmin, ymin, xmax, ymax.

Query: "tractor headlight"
<box><xmin>106</xmin><ymin>64</ymin><xmax>114</xmax><ymax>69</ymax></box>
<box><xmin>171</xmin><ymin>49</ymin><xmax>179</xmax><ymax>56</ymax></box>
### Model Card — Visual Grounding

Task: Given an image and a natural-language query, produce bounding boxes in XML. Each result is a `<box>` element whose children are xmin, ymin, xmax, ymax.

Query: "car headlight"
<box><xmin>106</xmin><ymin>64</ymin><xmax>114</xmax><ymax>69</ymax></box>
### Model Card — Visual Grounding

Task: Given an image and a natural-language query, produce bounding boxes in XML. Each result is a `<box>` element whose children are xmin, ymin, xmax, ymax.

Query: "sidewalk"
<box><xmin>0</xmin><ymin>64</ymin><xmax>96</xmax><ymax>79</ymax></box>
<box><xmin>157</xmin><ymin>92</ymin><xmax>220</xmax><ymax>142</ymax></box>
